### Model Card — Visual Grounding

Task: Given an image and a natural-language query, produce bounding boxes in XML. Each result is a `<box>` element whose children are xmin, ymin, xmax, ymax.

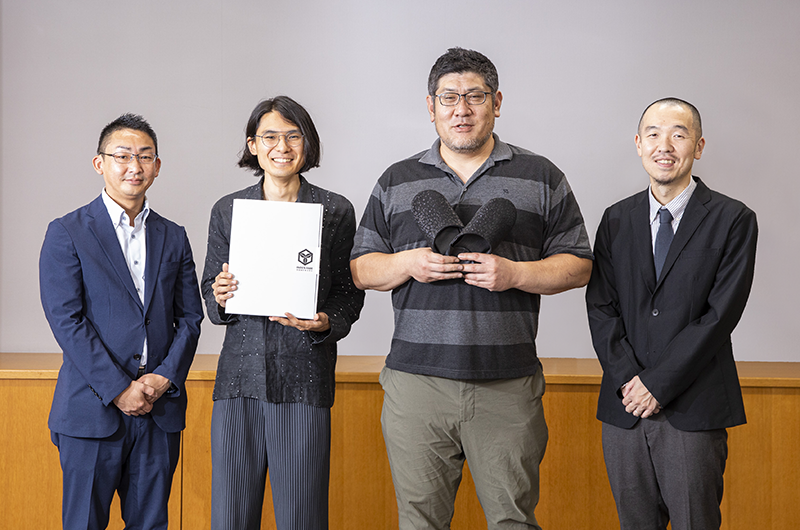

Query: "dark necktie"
<box><xmin>654</xmin><ymin>207</ymin><xmax>674</xmax><ymax>279</ymax></box>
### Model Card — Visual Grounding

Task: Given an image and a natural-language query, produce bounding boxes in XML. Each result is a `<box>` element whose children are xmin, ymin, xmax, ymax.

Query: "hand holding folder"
<box><xmin>225</xmin><ymin>199</ymin><xmax>323</xmax><ymax>319</ymax></box>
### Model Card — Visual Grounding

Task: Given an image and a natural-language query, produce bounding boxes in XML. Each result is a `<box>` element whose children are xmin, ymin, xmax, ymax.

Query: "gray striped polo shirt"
<box><xmin>352</xmin><ymin>136</ymin><xmax>592</xmax><ymax>380</ymax></box>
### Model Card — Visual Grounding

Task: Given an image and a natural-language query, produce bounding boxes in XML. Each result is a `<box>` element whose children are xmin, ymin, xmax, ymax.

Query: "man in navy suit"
<box><xmin>39</xmin><ymin>113</ymin><xmax>204</xmax><ymax>529</ymax></box>
<box><xmin>586</xmin><ymin>98</ymin><xmax>757</xmax><ymax>530</ymax></box>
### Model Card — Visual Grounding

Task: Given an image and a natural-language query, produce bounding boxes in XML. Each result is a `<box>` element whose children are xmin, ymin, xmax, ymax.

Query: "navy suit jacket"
<box><xmin>586</xmin><ymin>178</ymin><xmax>757</xmax><ymax>431</ymax></box>
<box><xmin>40</xmin><ymin>195</ymin><xmax>203</xmax><ymax>437</ymax></box>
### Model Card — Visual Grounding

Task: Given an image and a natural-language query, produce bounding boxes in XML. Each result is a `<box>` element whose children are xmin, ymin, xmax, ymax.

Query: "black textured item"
<box><xmin>451</xmin><ymin>197</ymin><xmax>517</xmax><ymax>255</ymax></box>
<box><xmin>411</xmin><ymin>190</ymin><xmax>464</xmax><ymax>255</ymax></box>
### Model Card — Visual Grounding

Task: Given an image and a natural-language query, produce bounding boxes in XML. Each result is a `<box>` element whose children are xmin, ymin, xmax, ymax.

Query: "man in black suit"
<box><xmin>586</xmin><ymin>98</ymin><xmax>757</xmax><ymax>530</ymax></box>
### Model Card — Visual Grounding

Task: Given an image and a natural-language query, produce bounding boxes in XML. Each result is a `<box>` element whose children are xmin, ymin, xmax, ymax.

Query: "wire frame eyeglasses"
<box><xmin>435</xmin><ymin>91</ymin><xmax>491</xmax><ymax>106</ymax></box>
<box><xmin>254</xmin><ymin>132</ymin><xmax>304</xmax><ymax>148</ymax></box>
<box><xmin>100</xmin><ymin>152</ymin><xmax>158</xmax><ymax>165</ymax></box>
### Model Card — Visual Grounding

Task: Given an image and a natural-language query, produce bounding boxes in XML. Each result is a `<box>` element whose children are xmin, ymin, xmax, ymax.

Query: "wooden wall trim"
<box><xmin>3</xmin><ymin>353</ymin><xmax>799</xmax><ymax>388</ymax></box>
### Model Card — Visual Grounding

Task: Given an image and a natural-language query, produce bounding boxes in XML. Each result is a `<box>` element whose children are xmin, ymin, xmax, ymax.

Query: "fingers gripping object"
<box><xmin>412</xmin><ymin>190</ymin><xmax>517</xmax><ymax>256</ymax></box>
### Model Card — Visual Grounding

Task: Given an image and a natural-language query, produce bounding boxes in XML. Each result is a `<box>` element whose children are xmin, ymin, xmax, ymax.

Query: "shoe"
<box><xmin>411</xmin><ymin>190</ymin><xmax>464</xmax><ymax>255</ymax></box>
<box><xmin>450</xmin><ymin>197</ymin><xmax>516</xmax><ymax>255</ymax></box>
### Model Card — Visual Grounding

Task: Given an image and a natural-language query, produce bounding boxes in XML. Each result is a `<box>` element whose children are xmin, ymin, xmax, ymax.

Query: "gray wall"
<box><xmin>2</xmin><ymin>1</ymin><xmax>797</xmax><ymax>361</ymax></box>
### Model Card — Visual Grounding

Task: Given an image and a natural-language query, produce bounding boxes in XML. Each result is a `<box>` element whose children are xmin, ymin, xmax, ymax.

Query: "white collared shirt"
<box><xmin>649</xmin><ymin>177</ymin><xmax>697</xmax><ymax>254</ymax></box>
<box><xmin>101</xmin><ymin>190</ymin><xmax>149</xmax><ymax>367</ymax></box>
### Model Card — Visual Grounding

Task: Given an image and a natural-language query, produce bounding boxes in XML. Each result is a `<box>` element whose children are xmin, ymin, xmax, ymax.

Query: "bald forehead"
<box><xmin>638</xmin><ymin>101</ymin><xmax>701</xmax><ymax>138</ymax></box>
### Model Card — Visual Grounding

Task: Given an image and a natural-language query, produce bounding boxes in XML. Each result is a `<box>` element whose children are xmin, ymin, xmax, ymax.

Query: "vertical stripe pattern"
<box><xmin>211</xmin><ymin>397</ymin><xmax>331</xmax><ymax>530</ymax></box>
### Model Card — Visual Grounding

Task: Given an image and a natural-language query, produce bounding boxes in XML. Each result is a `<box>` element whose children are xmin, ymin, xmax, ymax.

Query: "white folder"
<box><xmin>225</xmin><ymin>199</ymin><xmax>323</xmax><ymax>319</ymax></box>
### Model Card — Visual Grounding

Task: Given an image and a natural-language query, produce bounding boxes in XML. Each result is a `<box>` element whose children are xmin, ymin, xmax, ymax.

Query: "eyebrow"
<box><xmin>110</xmin><ymin>145</ymin><xmax>154</xmax><ymax>152</ymax></box>
<box><xmin>259</xmin><ymin>128</ymin><xmax>301</xmax><ymax>134</ymax></box>
<box><xmin>643</xmin><ymin>125</ymin><xmax>691</xmax><ymax>133</ymax></box>
<box><xmin>438</xmin><ymin>87</ymin><xmax>487</xmax><ymax>93</ymax></box>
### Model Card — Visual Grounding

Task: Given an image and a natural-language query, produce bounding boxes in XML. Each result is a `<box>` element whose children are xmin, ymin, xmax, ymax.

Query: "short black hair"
<box><xmin>237</xmin><ymin>96</ymin><xmax>321</xmax><ymax>176</ymax></box>
<box><xmin>427</xmin><ymin>47</ymin><xmax>499</xmax><ymax>96</ymax></box>
<box><xmin>638</xmin><ymin>98</ymin><xmax>703</xmax><ymax>138</ymax></box>
<box><xmin>97</xmin><ymin>113</ymin><xmax>158</xmax><ymax>154</ymax></box>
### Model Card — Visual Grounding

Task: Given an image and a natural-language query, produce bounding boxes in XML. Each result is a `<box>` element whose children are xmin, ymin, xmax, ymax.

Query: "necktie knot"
<box><xmin>659</xmin><ymin>207</ymin><xmax>673</xmax><ymax>224</ymax></box>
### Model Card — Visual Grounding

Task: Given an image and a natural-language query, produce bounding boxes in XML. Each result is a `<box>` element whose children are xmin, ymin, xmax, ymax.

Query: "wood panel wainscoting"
<box><xmin>1</xmin><ymin>353</ymin><xmax>798</xmax><ymax>529</ymax></box>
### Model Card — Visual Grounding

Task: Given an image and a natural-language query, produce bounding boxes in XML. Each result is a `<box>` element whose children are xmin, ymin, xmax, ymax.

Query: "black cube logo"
<box><xmin>298</xmin><ymin>249</ymin><xmax>313</xmax><ymax>266</ymax></box>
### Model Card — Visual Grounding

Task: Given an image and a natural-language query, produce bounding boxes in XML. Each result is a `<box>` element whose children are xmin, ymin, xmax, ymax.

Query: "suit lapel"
<box><xmin>87</xmin><ymin>196</ymin><xmax>142</xmax><ymax>307</ymax></box>
<box><xmin>656</xmin><ymin>178</ymin><xmax>710</xmax><ymax>288</ymax></box>
<box><xmin>629</xmin><ymin>192</ymin><xmax>656</xmax><ymax>294</ymax></box>
<box><xmin>143</xmin><ymin>212</ymin><xmax>165</xmax><ymax>316</ymax></box>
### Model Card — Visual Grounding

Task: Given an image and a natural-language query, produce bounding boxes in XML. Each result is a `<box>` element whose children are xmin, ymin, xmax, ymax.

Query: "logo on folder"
<box><xmin>298</xmin><ymin>249</ymin><xmax>313</xmax><ymax>266</ymax></box>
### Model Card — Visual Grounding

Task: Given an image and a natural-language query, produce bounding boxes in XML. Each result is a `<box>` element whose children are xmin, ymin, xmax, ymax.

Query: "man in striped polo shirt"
<box><xmin>350</xmin><ymin>47</ymin><xmax>593</xmax><ymax>529</ymax></box>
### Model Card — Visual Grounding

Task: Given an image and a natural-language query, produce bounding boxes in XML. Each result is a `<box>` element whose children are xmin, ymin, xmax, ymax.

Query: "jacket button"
<box><xmin>145</xmin><ymin>318</ymin><xmax>151</xmax><ymax>325</ymax></box>
<box><xmin>133</xmin><ymin>354</ymin><xmax>142</xmax><ymax>361</ymax></box>
<box><xmin>652</xmin><ymin>309</ymin><xmax>659</xmax><ymax>316</ymax></box>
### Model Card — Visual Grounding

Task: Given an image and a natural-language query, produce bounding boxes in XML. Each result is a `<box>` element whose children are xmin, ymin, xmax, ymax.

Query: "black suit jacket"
<box><xmin>586</xmin><ymin>178</ymin><xmax>757</xmax><ymax>431</ymax></box>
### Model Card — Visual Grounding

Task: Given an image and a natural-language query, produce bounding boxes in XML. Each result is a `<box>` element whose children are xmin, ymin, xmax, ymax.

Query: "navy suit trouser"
<box><xmin>52</xmin><ymin>413</ymin><xmax>181</xmax><ymax>530</ymax></box>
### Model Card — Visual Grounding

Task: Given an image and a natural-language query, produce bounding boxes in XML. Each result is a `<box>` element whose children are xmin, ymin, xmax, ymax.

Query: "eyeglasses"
<box><xmin>254</xmin><ymin>132</ymin><xmax>304</xmax><ymax>148</ymax></box>
<box><xmin>435</xmin><ymin>91</ymin><xmax>492</xmax><ymax>107</ymax></box>
<box><xmin>101</xmin><ymin>152</ymin><xmax>158</xmax><ymax>165</ymax></box>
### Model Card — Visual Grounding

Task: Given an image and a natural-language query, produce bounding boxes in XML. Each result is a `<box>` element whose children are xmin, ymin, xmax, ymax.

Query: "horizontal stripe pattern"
<box><xmin>386</xmin><ymin>341</ymin><xmax>541</xmax><ymax>380</ymax></box>
<box><xmin>391</xmin><ymin>277</ymin><xmax>541</xmax><ymax>312</ymax></box>
<box><xmin>393</xmin><ymin>308</ymin><xmax>538</xmax><ymax>346</ymax></box>
<box><xmin>352</xmin><ymin>137</ymin><xmax>591</xmax><ymax>380</ymax></box>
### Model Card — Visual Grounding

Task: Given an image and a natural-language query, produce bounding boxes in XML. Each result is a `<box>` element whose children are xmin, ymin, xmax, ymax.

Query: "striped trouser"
<box><xmin>210</xmin><ymin>397</ymin><xmax>331</xmax><ymax>530</ymax></box>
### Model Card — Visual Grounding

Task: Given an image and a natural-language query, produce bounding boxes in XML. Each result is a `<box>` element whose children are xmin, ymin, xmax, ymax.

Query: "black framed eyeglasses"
<box><xmin>100</xmin><ymin>152</ymin><xmax>158</xmax><ymax>165</ymax></box>
<box><xmin>435</xmin><ymin>91</ymin><xmax>491</xmax><ymax>106</ymax></box>
<box><xmin>254</xmin><ymin>132</ymin><xmax>304</xmax><ymax>148</ymax></box>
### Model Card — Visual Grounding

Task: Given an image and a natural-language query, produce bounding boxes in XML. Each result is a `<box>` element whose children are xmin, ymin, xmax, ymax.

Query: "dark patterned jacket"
<box><xmin>202</xmin><ymin>176</ymin><xmax>364</xmax><ymax>408</ymax></box>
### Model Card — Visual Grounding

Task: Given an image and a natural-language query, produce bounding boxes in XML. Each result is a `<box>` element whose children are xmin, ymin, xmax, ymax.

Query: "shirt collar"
<box><xmin>101</xmin><ymin>189</ymin><xmax>150</xmax><ymax>228</ymax></box>
<box><xmin>648</xmin><ymin>176</ymin><xmax>697</xmax><ymax>224</ymax></box>
<box><xmin>419</xmin><ymin>133</ymin><xmax>513</xmax><ymax>170</ymax></box>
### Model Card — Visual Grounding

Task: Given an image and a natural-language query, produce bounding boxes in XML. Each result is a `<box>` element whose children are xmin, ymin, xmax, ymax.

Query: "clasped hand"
<box><xmin>458</xmin><ymin>252</ymin><xmax>516</xmax><ymax>292</ymax></box>
<box><xmin>113</xmin><ymin>373</ymin><xmax>171</xmax><ymax>416</ymax></box>
<box><xmin>407</xmin><ymin>248</ymin><xmax>514</xmax><ymax>292</ymax></box>
<box><xmin>621</xmin><ymin>375</ymin><xmax>661</xmax><ymax>418</ymax></box>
